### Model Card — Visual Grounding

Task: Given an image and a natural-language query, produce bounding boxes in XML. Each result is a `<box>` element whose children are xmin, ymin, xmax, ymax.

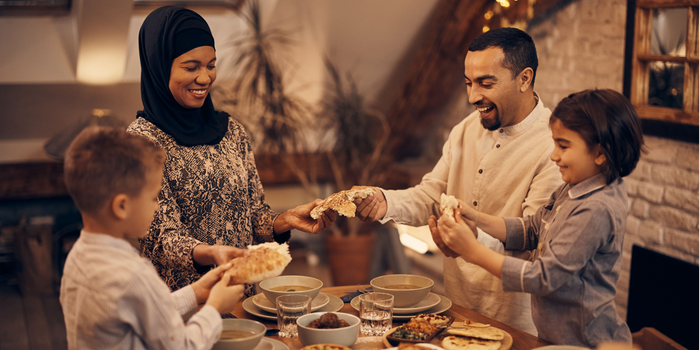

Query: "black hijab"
<box><xmin>137</xmin><ymin>6</ymin><xmax>228</xmax><ymax>146</ymax></box>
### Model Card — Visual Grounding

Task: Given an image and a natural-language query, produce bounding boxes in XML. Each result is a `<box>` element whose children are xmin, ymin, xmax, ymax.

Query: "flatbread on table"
<box><xmin>224</xmin><ymin>242</ymin><xmax>292</xmax><ymax>284</ymax></box>
<box><xmin>446</xmin><ymin>326</ymin><xmax>505</xmax><ymax>341</ymax></box>
<box><xmin>441</xmin><ymin>335</ymin><xmax>501</xmax><ymax>350</ymax></box>
<box><xmin>310</xmin><ymin>188</ymin><xmax>376</xmax><ymax>219</ymax></box>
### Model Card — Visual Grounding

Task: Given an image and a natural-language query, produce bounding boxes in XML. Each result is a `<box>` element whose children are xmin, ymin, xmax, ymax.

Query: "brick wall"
<box><xmin>527</xmin><ymin>0</ymin><xmax>699</xmax><ymax>320</ymax></box>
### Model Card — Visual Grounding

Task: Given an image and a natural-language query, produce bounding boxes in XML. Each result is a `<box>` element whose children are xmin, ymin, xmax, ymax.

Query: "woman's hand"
<box><xmin>428</xmin><ymin>215</ymin><xmax>460</xmax><ymax>258</ymax></box>
<box><xmin>275</xmin><ymin>199</ymin><xmax>336</xmax><ymax>234</ymax></box>
<box><xmin>205</xmin><ymin>274</ymin><xmax>245</xmax><ymax>315</ymax></box>
<box><xmin>191</xmin><ymin>262</ymin><xmax>232</xmax><ymax>304</ymax></box>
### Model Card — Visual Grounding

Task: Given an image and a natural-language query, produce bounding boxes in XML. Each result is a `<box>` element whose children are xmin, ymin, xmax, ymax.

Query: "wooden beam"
<box><xmin>384</xmin><ymin>0</ymin><xmax>493</xmax><ymax>161</ymax></box>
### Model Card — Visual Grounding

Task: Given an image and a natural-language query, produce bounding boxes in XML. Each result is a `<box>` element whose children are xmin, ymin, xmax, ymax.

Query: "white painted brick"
<box><xmin>630</xmin><ymin>199</ymin><xmax>649</xmax><ymax>218</ymax></box>
<box><xmin>626</xmin><ymin>216</ymin><xmax>641</xmax><ymax>235</ymax></box>
<box><xmin>650</xmin><ymin>166</ymin><xmax>699</xmax><ymax>191</ymax></box>
<box><xmin>664</xmin><ymin>228</ymin><xmax>699</xmax><ymax>256</ymax></box>
<box><xmin>624</xmin><ymin>178</ymin><xmax>639</xmax><ymax>197</ymax></box>
<box><xmin>643</xmin><ymin>139</ymin><xmax>678</xmax><ymax>164</ymax></box>
<box><xmin>675</xmin><ymin>143</ymin><xmax>699</xmax><ymax>172</ymax></box>
<box><xmin>663</xmin><ymin>187</ymin><xmax>699</xmax><ymax>214</ymax></box>
<box><xmin>637</xmin><ymin>220</ymin><xmax>663</xmax><ymax>244</ymax></box>
<box><xmin>650</xmin><ymin>205</ymin><xmax>699</xmax><ymax>232</ymax></box>
<box><xmin>637</xmin><ymin>182</ymin><xmax>664</xmax><ymax>203</ymax></box>
<box><xmin>628</xmin><ymin>161</ymin><xmax>651</xmax><ymax>181</ymax></box>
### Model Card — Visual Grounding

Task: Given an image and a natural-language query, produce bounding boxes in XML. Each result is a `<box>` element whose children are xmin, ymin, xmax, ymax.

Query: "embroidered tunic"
<box><xmin>128</xmin><ymin>117</ymin><xmax>281</xmax><ymax>296</ymax></box>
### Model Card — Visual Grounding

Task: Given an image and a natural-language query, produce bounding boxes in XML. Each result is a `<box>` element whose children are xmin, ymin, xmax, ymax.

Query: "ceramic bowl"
<box><xmin>259</xmin><ymin>275</ymin><xmax>323</xmax><ymax>304</ymax></box>
<box><xmin>211</xmin><ymin>319</ymin><xmax>266</xmax><ymax>350</ymax></box>
<box><xmin>370</xmin><ymin>274</ymin><xmax>434</xmax><ymax>307</ymax></box>
<box><xmin>297</xmin><ymin>312</ymin><xmax>361</xmax><ymax>347</ymax></box>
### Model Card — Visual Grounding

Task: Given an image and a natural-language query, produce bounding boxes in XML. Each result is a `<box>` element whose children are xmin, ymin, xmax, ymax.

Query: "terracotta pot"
<box><xmin>324</xmin><ymin>232</ymin><xmax>376</xmax><ymax>286</ymax></box>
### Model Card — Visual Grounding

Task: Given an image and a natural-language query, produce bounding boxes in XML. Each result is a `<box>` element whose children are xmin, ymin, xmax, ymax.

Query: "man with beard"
<box><xmin>353</xmin><ymin>27</ymin><xmax>562</xmax><ymax>335</ymax></box>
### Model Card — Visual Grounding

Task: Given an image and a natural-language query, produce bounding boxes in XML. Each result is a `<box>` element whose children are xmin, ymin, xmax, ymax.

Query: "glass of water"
<box><xmin>276</xmin><ymin>294</ymin><xmax>312</xmax><ymax>338</ymax></box>
<box><xmin>358</xmin><ymin>292</ymin><xmax>394</xmax><ymax>336</ymax></box>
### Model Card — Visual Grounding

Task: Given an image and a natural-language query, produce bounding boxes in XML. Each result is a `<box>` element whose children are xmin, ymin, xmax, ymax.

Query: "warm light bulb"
<box><xmin>484</xmin><ymin>11</ymin><xmax>493</xmax><ymax>20</ymax></box>
<box><xmin>483</xmin><ymin>25</ymin><xmax>490</xmax><ymax>33</ymax></box>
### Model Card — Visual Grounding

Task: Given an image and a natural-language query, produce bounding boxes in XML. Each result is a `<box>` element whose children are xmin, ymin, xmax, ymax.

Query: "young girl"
<box><xmin>432</xmin><ymin>89</ymin><xmax>644</xmax><ymax>347</ymax></box>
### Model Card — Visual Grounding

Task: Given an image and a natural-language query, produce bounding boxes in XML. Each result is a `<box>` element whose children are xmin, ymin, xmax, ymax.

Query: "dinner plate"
<box><xmin>254</xmin><ymin>337</ymin><xmax>289</xmax><ymax>350</ymax></box>
<box><xmin>385</xmin><ymin>344</ymin><xmax>443</xmax><ymax>350</ymax></box>
<box><xmin>532</xmin><ymin>346</ymin><xmax>590</xmax><ymax>350</ymax></box>
<box><xmin>393</xmin><ymin>292</ymin><xmax>441</xmax><ymax>314</ymax></box>
<box><xmin>243</xmin><ymin>294</ymin><xmax>344</xmax><ymax>321</ymax></box>
<box><xmin>350</xmin><ymin>294</ymin><xmax>453</xmax><ymax>320</ymax></box>
<box><xmin>251</xmin><ymin>292</ymin><xmax>330</xmax><ymax>313</ymax></box>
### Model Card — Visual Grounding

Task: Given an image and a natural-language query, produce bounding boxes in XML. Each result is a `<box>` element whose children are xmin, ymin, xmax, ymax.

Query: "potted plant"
<box><xmin>317</xmin><ymin>58</ymin><xmax>390</xmax><ymax>285</ymax></box>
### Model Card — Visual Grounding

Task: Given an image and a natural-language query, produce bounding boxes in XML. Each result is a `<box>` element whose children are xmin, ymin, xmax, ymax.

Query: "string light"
<box><xmin>483</xmin><ymin>25</ymin><xmax>490</xmax><ymax>33</ymax></box>
<box><xmin>484</xmin><ymin>10</ymin><xmax>494</xmax><ymax>20</ymax></box>
<box><xmin>496</xmin><ymin>0</ymin><xmax>510</xmax><ymax>8</ymax></box>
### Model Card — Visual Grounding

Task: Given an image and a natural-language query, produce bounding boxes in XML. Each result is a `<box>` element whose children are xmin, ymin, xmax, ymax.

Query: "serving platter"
<box><xmin>382</xmin><ymin>326</ymin><xmax>513</xmax><ymax>350</ymax></box>
<box><xmin>251</xmin><ymin>292</ymin><xmax>330</xmax><ymax>313</ymax></box>
<box><xmin>350</xmin><ymin>294</ymin><xmax>452</xmax><ymax>320</ymax></box>
<box><xmin>243</xmin><ymin>293</ymin><xmax>343</xmax><ymax>321</ymax></box>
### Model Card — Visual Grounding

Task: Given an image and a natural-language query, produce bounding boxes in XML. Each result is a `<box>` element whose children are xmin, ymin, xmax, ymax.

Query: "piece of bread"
<box><xmin>310</xmin><ymin>188</ymin><xmax>376</xmax><ymax>220</ymax></box>
<box><xmin>446</xmin><ymin>327</ymin><xmax>505</xmax><ymax>341</ymax></box>
<box><xmin>440</xmin><ymin>193</ymin><xmax>459</xmax><ymax>220</ymax></box>
<box><xmin>441</xmin><ymin>335</ymin><xmax>501</xmax><ymax>350</ymax></box>
<box><xmin>224</xmin><ymin>242</ymin><xmax>292</xmax><ymax>284</ymax></box>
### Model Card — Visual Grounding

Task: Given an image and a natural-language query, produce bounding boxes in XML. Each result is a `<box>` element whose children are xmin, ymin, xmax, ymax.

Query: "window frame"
<box><xmin>623</xmin><ymin>0</ymin><xmax>699</xmax><ymax>141</ymax></box>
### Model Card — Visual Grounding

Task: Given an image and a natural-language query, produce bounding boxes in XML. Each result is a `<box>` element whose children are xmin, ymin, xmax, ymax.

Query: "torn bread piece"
<box><xmin>441</xmin><ymin>335</ymin><xmax>501</xmax><ymax>350</ymax></box>
<box><xmin>446</xmin><ymin>326</ymin><xmax>505</xmax><ymax>341</ymax></box>
<box><xmin>440</xmin><ymin>193</ymin><xmax>459</xmax><ymax>220</ymax></box>
<box><xmin>225</xmin><ymin>242</ymin><xmax>292</xmax><ymax>284</ymax></box>
<box><xmin>310</xmin><ymin>188</ymin><xmax>376</xmax><ymax>220</ymax></box>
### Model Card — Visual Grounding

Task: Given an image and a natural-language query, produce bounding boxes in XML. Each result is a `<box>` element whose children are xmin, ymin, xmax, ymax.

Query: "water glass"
<box><xmin>358</xmin><ymin>292</ymin><xmax>394</xmax><ymax>336</ymax></box>
<box><xmin>276</xmin><ymin>294</ymin><xmax>312</xmax><ymax>338</ymax></box>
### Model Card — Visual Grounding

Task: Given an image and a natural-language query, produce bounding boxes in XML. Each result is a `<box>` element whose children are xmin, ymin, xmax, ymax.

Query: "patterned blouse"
<box><xmin>127</xmin><ymin>117</ymin><xmax>282</xmax><ymax>296</ymax></box>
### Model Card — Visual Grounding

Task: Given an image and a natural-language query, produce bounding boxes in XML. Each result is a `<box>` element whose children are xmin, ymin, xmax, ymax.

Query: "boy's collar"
<box><xmin>567</xmin><ymin>173</ymin><xmax>608</xmax><ymax>199</ymax></box>
<box><xmin>80</xmin><ymin>230</ymin><xmax>139</xmax><ymax>252</ymax></box>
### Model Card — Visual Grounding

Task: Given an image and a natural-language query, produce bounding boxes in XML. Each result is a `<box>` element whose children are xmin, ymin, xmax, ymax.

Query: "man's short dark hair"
<box><xmin>468</xmin><ymin>27</ymin><xmax>538</xmax><ymax>87</ymax></box>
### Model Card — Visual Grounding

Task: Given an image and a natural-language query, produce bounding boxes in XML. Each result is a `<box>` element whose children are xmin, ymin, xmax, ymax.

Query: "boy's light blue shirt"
<box><xmin>502</xmin><ymin>173</ymin><xmax>632</xmax><ymax>347</ymax></box>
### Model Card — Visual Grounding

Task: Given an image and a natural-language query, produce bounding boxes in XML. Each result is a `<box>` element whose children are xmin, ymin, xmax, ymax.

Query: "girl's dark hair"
<box><xmin>551</xmin><ymin>89</ymin><xmax>646</xmax><ymax>184</ymax></box>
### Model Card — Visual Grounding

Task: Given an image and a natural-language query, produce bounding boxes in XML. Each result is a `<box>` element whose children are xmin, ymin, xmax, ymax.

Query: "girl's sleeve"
<box><xmin>503</xmin><ymin>190</ymin><xmax>557</xmax><ymax>251</ymax></box>
<box><xmin>501</xmin><ymin>200</ymin><xmax>613</xmax><ymax>295</ymax></box>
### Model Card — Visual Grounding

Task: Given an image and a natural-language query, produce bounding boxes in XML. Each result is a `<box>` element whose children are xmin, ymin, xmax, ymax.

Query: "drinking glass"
<box><xmin>276</xmin><ymin>294</ymin><xmax>312</xmax><ymax>338</ymax></box>
<box><xmin>358</xmin><ymin>292</ymin><xmax>394</xmax><ymax>336</ymax></box>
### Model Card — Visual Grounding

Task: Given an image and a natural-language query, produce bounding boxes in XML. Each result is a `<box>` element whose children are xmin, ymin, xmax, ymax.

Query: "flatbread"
<box><xmin>440</xmin><ymin>193</ymin><xmax>459</xmax><ymax>220</ymax></box>
<box><xmin>446</xmin><ymin>326</ymin><xmax>505</xmax><ymax>341</ymax></box>
<box><xmin>224</xmin><ymin>242</ymin><xmax>292</xmax><ymax>284</ymax></box>
<box><xmin>310</xmin><ymin>188</ymin><xmax>376</xmax><ymax>219</ymax></box>
<box><xmin>442</xmin><ymin>335</ymin><xmax>501</xmax><ymax>350</ymax></box>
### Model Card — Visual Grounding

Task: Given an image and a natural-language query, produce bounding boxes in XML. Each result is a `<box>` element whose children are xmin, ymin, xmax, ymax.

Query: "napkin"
<box><xmin>340</xmin><ymin>286</ymin><xmax>374</xmax><ymax>303</ymax></box>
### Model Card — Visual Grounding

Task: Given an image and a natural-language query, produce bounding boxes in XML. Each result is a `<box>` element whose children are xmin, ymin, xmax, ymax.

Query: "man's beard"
<box><xmin>480</xmin><ymin>114</ymin><xmax>502</xmax><ymax>131</ymax></box>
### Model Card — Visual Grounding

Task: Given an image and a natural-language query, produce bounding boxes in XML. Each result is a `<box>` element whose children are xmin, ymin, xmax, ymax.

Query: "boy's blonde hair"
<box><xmin>64</xmin><ymin>126</ymin><xmax>165</xmax><ymax>215</ymax></box>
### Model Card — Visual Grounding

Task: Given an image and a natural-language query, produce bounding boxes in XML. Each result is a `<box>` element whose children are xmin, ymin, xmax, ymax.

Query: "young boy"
<box><xmin>60</xmin><ymin>126</ymin><xmax>244</xmax><ymax>349</ymax></box>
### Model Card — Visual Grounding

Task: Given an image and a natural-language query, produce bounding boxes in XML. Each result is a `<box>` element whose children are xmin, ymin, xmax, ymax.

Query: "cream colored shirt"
<box><xmin>60</xmin><ymin>231</ymin><xmax>222</xmax><ymax>350</ymax></box>
<box><xmin>380</xmin><ymin>96</ymin><xmax>562</xmax><ymax>335</ymax></box>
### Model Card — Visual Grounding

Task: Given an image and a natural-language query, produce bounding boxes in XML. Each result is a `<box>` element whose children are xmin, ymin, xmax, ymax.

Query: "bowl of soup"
<box><xmin>259</xmin><ymin>275</ymin><xmax>323</xmax><ymax>304</ymax></box>
<box><xmin>370</xmin><ymin>274</ymin><xmax>434</xmax><ymax>307</ymax></box>
<box><xmin>297</xmin><ymin>312</ymin><xmax>360</xmax><ymax>347</ymax></box>
<box><xmin>212</xmin><ymin>319</ymin><xmax>266</xmax><ymax>350</ymax></box>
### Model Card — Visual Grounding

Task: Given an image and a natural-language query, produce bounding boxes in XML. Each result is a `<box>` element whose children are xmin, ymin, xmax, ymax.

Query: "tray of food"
<box><xmin>385</xmin><ymin>314</ymin><xmax>455</xmax><ymax>346</ymax></box>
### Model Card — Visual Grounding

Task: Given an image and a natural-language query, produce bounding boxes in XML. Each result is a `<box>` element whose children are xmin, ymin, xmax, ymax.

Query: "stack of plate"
<box><xmin>349</xmin><ymin>292</ymin><xmax>452</xmax><ymax>320</ymax></box>
<box><xmin>242</xmin><ymin>292</ymin><xmax>345</xmax><ymax>321</ymax></box>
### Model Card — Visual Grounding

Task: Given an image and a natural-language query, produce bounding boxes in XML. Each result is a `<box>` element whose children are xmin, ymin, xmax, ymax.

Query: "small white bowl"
<box><xmin>370</xmin><ymin>274</ymin><xmax>434</xmax><ymax>307</ymax></box>
<box><xmin>259</xmin><ymin>275</ymin><xmax>323</xmax><ymax>304</ymax></box>
<box><xmin>297</xmin><ymin>312</ymin><xmax>361</xmax><ymax>347</ymax></box>
<box><xmin>211</xmin><ymin>319</ymin><xmax>266</xmax><ymax>350</ymax></box>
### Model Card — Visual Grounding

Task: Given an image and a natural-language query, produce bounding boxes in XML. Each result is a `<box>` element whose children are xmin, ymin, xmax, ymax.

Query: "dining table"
<box><xmin>231</xmin><ymin>285</ymin><xmax>552</xmax><ymax>350</ymax></box>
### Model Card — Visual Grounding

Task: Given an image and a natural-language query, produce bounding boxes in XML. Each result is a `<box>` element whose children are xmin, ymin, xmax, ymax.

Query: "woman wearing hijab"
<box><xmin>127</xmin><ymin>6</ymin><xmax>334</xmax><ymax>297</ymax></box>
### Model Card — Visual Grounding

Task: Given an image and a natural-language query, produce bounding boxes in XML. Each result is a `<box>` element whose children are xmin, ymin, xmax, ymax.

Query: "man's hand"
<box><xmin>352</xmin><ymin>186</ymin><xmax>387</xmax><ymax>222</ymax></box>
<box><xmin>191</xmin><ymin>262</ymin><xmax>232</xmax><ymax>304</ymax></box>
<box><xmin>276</xmin><ymin>199</ymin><xmax>336</xmax><ymax>234</ymax></box>
<box><xmin>436</xmin><ymin>209</ymin><xmax>479</xmax><ymax>258</ymax></box>
<box><xmin>205</xmin><ymin>274</ymin><xmax>245</xmax><ymax>315</ymax></box>
<box><xmin>428</xmin><ymin>215</ymin><xmax>460</xmax><ymax>258</ymax></box>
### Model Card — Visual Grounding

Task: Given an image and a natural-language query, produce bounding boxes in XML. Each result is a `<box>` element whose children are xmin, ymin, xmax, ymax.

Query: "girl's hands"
<box><xmin>428</xmin><ymin>215</ymin><xmax>460</xmax><ymax>258</ymax></box>
<box><xmin>205</xmin><ymin>274</ymin><xmax>245</xmax><ymax>315</ymax></box>
<box><xmin>436</xmin><ymin>209</ymin><xmax>479</xmax><ymax>258</ymax></box>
